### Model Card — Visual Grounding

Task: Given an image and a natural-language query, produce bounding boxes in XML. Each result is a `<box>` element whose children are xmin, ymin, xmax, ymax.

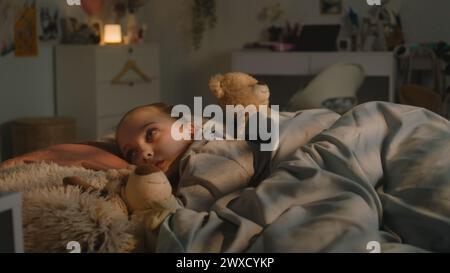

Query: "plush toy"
<box><xmin>63</xmin><ymin>164</ymin><xmax>180</xmax><ymax>230</ymax></box>
<box><xmin>209</xmin><ymin>72</ymin><xmax>271</xmax><ymax>110</ymax></box>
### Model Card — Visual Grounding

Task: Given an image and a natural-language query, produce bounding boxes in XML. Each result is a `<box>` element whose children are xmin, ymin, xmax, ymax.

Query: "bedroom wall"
<box><xmin>0</xmin><ymin>0</ymin><xmax>81</xmax><ymax>161</ymax></box>
<box><xmin>0</xmin><ymin>0</ymin><xmax>88</xmax><ymax>121</ymax></box>
<box><xmin>1</xmin><ymin>0</ymin><xmax>449</xmax><ymax>161</ymax></box>
<box><xmin>140</xmin><ymin>0</ymin><xmax>450</xmax><ymax>108</ymax></box>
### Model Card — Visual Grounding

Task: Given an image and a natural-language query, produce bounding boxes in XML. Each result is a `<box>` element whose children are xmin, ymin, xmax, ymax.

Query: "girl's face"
<box><xmin>116</xmin><ymin>107</ymin><xmax>193</xmax><ymax>173</ymax></box>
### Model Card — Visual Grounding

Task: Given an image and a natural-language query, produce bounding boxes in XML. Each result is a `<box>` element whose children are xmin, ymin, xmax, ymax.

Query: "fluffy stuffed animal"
<box><xmin>63</xmin><ymin>164</ymin><xmax>180</xmax><ymax>249</ymax></box>
<box><xmin>209</xmin><ymin>72</ymin><xmax>270</xmax><ymax>110</ymax></box>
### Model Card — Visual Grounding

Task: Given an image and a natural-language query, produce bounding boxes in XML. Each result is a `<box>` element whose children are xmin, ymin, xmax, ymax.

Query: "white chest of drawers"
<box><xmin>55</xmin><ymin>44</ymin><xmax>161</xmax><ymax>141</ymax></box>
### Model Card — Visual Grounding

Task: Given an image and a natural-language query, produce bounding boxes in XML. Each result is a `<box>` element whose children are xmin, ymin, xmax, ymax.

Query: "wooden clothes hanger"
<box><xmin>111</xmin><ymin>58</ymin><xmax>152</xmax><ymax>86</ymax></box>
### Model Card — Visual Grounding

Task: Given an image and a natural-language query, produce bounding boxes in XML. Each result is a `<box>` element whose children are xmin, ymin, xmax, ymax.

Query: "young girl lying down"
<box><xmin>0</xmin><ymin>100</ymin><xmax>336</xmax><ymax>252</ymax></box>
<box><xmin>117</xmin><ymin>101</ymin><xmax>450</xmax><ymax>253</ymax></box>
<box><xmin>114</xmin><ymin>102</ymin><xmax>339</xmax><ymax>251</ymax></box>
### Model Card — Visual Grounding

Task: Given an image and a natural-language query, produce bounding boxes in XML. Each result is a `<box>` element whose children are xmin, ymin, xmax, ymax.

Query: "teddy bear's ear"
<box><xmin>209</xmin><ymin>74</ymin><xmax>225</xmax><ymax>99</ymax></box>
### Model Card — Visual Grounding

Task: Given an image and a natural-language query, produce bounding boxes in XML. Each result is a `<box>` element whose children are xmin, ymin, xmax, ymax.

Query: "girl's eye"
<box><xmin>146</xmin><ymin>128</ymin><xmax>158</xmax><ymax>142</ymax></box>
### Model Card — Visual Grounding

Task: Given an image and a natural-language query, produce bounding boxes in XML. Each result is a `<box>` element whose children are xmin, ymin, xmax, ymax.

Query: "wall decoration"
<box><xmin>14</xmin><ymin>2</ymin><xmax>38</xmax><ymax>57</ymax></box>
<box><xmin>60</xmin><ymin>17</ymin><xmax>101</xmax><ymax>45</ymax></box>
<box><xmin>0</xmin><ymin>0</ymin><xmax>20</xmax><ymax>57</ymax></box>
<box><xmin>39</xmin><ymin>7</ymin><xmax>59</xmax><ymax>42</ymax></box>
<box><xmin>320</xmin><ymin>0</ymin><xmax>343</xmax><ymax>15</ymax></box>
<box><xmin>81</xmin><ymin>0</ymin><xmax>105</xmax><ymax>17</ymax></box>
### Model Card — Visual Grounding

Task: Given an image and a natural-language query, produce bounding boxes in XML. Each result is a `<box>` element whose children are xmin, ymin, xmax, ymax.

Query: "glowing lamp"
<box><xmin>104</xmin><ymin>24</ymin><xmax>122</xmax><ymax>44</ymax></box>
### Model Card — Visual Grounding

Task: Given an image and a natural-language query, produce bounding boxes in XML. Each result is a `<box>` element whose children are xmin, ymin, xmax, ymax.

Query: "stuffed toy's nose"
<box><xmin>134</xmin><ymin>164</ymin><xmax>160</xmax><ymax>176</ymax></box>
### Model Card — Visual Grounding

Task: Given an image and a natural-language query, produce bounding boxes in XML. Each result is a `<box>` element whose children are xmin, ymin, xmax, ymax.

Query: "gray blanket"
<box><xmin>155</xmin><ymin>102</ymin><xmax>450</xmax><ymax>253</ymax></box>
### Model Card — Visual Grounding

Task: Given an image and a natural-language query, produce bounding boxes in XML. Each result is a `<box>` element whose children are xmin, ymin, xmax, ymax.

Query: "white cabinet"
<box><xmin>55</xmin><ymin>44</ymin><xmax>161</xmax><ymax>141</ymax></box>
<box><xmin>231</xmin><ymin>52</ymin><xmax>310</xmax><ymax>75</ymax></box>
<box><xmin>232</xmin><ymin>51</ymin><xmax>396</xmax><ymax>102</ymax></box>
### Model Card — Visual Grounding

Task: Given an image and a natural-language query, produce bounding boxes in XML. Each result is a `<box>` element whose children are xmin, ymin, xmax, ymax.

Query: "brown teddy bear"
<box><xmin>208</xmin><ymin>72</ymin><xmax>275</xmax><ymax>141</ymax></box>
<box><xmin>63</xmin><ymin>164</ymin><xmax>178</xmax><ymax>215</ymax></box>
<box><xmin>63</xmin><ymin>164</ymin><xmax>180</xmax><ymax>251</ymax></box>
<box><xmin>209</xmin><ymin>72</ymin><xmax>271</xmax><ymax>110</ymax></box>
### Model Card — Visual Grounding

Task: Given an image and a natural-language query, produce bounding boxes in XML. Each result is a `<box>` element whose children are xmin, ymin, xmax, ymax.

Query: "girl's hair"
<box><xmin>115</xmin><ymin>103</ymin><xmax>174</xmax><ymax>133</ymax></box>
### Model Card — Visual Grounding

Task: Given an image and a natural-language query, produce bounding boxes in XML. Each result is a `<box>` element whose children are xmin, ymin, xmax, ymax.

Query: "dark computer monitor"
<box><xmin>295</xmin><ymin>24</ymin><xmax>341</xmax><ymax>52</ymax></box>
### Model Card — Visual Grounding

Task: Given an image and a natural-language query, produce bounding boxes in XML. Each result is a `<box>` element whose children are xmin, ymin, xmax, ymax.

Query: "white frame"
<box><xmin>0</xmin><ymin>192</ymin><xmax>24</xmax><ymax>253</ymax></box>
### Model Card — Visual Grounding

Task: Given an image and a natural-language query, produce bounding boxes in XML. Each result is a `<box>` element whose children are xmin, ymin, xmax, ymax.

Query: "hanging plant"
<box><xmin>192</xmin><ymin>0</ymin><xmax>217</xmax><ymax>50</ymax></box>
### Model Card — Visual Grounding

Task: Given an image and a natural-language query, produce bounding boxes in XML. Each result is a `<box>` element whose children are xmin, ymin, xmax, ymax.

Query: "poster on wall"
<box><xmin>320</xmin><ymin>0</ymin><xmax>343</xmax><ymax>15</ymax></box>
<box><xmin>0</xmin><ymin>0</ymin><xmax>19</xmax><ymax>57</ymax></box>
<box><xmin>14</xmin><ymin>2</ymin><xmax>38</xmax><ymax>57</ymax></box>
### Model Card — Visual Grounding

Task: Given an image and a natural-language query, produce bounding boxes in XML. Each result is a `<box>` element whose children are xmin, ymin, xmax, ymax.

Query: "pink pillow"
<box><xmin>0</xmin><ymin>144</ymin><xmax>130</xmax><ymax>171</ymax></box>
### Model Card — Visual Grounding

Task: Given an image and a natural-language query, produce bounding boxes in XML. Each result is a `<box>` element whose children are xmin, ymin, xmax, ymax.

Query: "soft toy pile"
<box><xmin>0</xmin><ymin>162</ymin><xmax>177</xmax><ymax>253</ymax></box>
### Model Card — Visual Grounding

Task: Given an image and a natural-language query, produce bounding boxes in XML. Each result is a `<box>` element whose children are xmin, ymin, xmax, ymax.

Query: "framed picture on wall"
<box><xmin>320</xmin><ymin>0</ymin><xmax>343</xmax><ymax>15</ymax></box>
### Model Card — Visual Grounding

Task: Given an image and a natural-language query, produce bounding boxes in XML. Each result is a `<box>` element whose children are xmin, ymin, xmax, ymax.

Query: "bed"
<box><xmin>1</xmin><ymin>102</ymin><xmax>449</xmax><ymax>253</ymax></box>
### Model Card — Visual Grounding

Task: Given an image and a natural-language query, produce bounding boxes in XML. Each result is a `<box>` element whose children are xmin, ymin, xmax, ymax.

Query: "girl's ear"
<box><xmin>209</xmin><ymin>74</ymin><xmax>225</xmax><ymax>99</ymax></box>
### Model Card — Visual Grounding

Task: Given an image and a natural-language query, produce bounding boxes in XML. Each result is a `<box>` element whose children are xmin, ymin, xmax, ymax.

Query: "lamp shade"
<box><xmin>104</xmin><ymin>24</ymin><xmax>122</xmax><ymax>44</ymax></box>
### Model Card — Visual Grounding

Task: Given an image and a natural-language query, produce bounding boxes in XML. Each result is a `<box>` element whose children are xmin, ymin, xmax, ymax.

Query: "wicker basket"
<box><xmin>10</xmin><ymin>117</ymin><xmax>76</xmax><ymax>157</ymax></box>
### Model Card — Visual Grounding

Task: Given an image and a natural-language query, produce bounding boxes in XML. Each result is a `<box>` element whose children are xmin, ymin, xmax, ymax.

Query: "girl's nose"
<box><xmin>142</xmin><ymin>149</ymin><xmax>154</xmax><ymax>163</ymax></box>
